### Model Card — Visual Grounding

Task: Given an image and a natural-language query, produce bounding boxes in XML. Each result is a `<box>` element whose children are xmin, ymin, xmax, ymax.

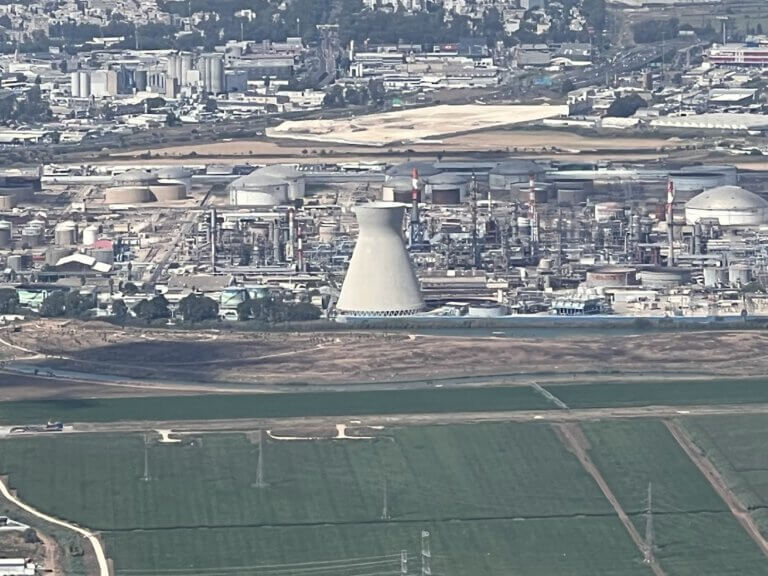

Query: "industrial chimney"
<box><xmin>336</xmin><ymin>202</ymin><xmax>424</xmax><ymax>318</ymax></box>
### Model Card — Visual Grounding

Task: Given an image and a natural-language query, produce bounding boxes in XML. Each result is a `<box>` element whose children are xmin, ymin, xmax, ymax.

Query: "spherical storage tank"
<box><xmin>424</xmin><ymin>172</ymin><xmax>470</xmax><ymax>205</ymax></box>
<box><xmin>489</xmin><ymin>160</ymin><xmax>546</xmax><ymax>191</ymax></box>
<box><xmin>685</xmin><ymin>185</ymin><xmax>768</xmax><ymax>227</ymax></box>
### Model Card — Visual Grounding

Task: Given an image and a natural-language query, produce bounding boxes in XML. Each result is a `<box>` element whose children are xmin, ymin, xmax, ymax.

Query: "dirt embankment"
<box><xmin>0</xmin><ymin>321</ymin><xmax>767</xmax><ymax>400</ymax></box>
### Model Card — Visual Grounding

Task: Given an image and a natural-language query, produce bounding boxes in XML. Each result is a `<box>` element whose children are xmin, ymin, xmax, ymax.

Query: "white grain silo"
<box><xmin>78</xmin><ymin>71</ymin><xmax>91</xmax><ymax>98</ymax></box>
<box><xmin>336</xmin><ymin>202</ymin><xmax>424</xmax><ymax>318</ymax></box>
<box><xmin>70</xmin><ymin>72</ymin><xmax>81</xmax><ymax>98</ymax></box>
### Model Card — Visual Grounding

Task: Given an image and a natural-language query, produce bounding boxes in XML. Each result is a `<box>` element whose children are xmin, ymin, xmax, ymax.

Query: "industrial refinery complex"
<box><xmin>0</xmin><ymin>154</ymin><xmax>767</xmax><ymax>326</ymax></box>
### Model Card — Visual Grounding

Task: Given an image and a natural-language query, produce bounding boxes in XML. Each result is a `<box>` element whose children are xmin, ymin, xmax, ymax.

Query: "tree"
<box><xmin>177</xmin><ymin>293</ymin><xmax>218</xmax><ymax>323</ymax></box>
<box><xmin>561</xmin><ymin>79</ymin><xmax>575</xmax><ymax>95</ymax></box>
<box><xmin>322</xmin><ymin>84</ymin><xmax>345</xmax><ymax>108</ymax></box>
<box><xmin>237</xmin><ymin>296</ymin><xmax>321</xmax><ymax>323</ymax></box>
<box><xmin>606</xmin><ymin>94</ymin><xmax>647</xmax><ymax>117</ymax></box>
<box><xmin>112</xmin><ymin>299</ymin><xmax>128</xmax><ymax>324</ymax></box>
<box><xmin>40</xmin><ymin>291</ymin><xmax>66</xmax><ymax>317</ymax></box>
<box><xmin>64</xmin><ymin>291</ymin><xmax>94</xmax><ymax>317</ymax></box>
<box><xmin>0</xmin><ymin>288</ymin><xmax>18</xmax><ymax>314</ymax></box>
<box><xmin>204</xmin><ymin>97</ymin><xmax>218</xmax><ymax>112</ymax></box>
<box><xmin>122</xmin><ymin>282</ymin><xmax>140</xmax><ymax>295</ymax></box>
<box><xmin>132</xmin><ymin>295</ymin><xmax>170</xmax><ymax>323</ymax></box>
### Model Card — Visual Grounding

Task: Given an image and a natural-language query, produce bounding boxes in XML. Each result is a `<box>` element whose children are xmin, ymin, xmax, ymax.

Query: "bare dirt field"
<box><xmin>1</xmin><ymin>320</ymin><xmax>768</xmax><ymax>400</ymax></box>
<box><xmin>267</xmin><ymin>104</ymin><xmax>570</xmax><ymax>146</ymax></box>
<box><xmin>110</xmin><ymin>128</ymin><xmax>677</xmax><ymax>162</ymax></box>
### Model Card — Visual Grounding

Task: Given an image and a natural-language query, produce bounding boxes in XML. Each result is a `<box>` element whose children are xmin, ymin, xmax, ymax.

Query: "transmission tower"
<box><xmin>421</xmin><ymin>530</ymin><xmax>431</xmax><ymax>576</ymax></box>
<box><xmin>256</xmin><ymin>429</ymin><xmax>266</xmax><ymax>488</ymax></box>
<box><xmin>644</xmin><ymin>482</ymin><xmax>654</xmax><ymax>564</ymax></box>
<box><xmin>141</xmin><ymin>432</ymin><xmax>150</xmax><ymax>482</ymax></box>
<box><xmin>400</xmin><ymin>550</ymin><xmax>408</xmax><ymax>575</ymax></box>
<box><xmin>381</xmin><ymin>476</ymin><xmax>390</xmax><ymax>520</ymax></box>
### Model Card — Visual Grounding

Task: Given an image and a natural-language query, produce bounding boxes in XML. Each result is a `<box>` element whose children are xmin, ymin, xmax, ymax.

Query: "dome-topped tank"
<box><xmin>685</xmin><ymin>185</ymin><xmax>768</xmax><ymax>226</ymax></box>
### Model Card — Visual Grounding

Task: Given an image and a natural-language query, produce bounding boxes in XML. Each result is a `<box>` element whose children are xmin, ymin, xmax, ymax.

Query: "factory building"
<box><xmin>336</xmin><ymin>202</ymin><xmax>424</xmax><ymax>318</ymax></box>
<box><xmin>685</xmin><ymin>185</ymin><xmax>768</xmax><ymax>227</ymax></box>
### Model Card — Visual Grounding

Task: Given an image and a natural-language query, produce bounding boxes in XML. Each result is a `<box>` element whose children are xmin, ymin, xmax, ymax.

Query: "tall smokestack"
<box><xmin>667</xmin><ymin>180</ymin><xmax>675</xmax><ymax>266</ymax></box>
<box><xmin>410</xmin><ymin>167</ymin><xmax>420</xmax><ymax>248</ymax></box>
<box><xmin>210</xmin><ymin>208</ymin><xmax>217</xmax><ymax>272</ymax></box>
<box><xmin>529</xmin><ymin>173</ymin><xmax>539</xmax><ymax>249</ymax></box>
<box><xmin>297</xmin><ymin>224</ymin><xmax>304</xmax><ymax>272</ymax></box>
<box><xmin>287</xmin><ymin>208</ymin><xmax>296</xmax><ymax>261</ymax></box>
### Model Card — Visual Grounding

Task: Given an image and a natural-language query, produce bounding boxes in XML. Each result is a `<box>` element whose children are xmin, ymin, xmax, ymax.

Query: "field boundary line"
<box><xmin>0</xmin><ymin>476</ymin><xmax>110</xmax><ymax>576</ymax></box>
<box><xmin>530</xmin><ymin>382</ymin><xmax>569</xmax><ymax>410</ymax></box>
<box><xmin>664</xmin><ymin>419</ymin><xmax>768</xmax><ymax>559</ymax></box>
<box><xmin>553</xmin><ymin>422</ymin><xmax>665</xmax><ymax>576</ymax></box>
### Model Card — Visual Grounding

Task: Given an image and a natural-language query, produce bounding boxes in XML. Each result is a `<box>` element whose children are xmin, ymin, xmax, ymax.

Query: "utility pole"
<box><xmin>421</xmin><ymin>530</ymin><xmax>431</xmax><ymax>576</ymax></box>
<box><xmin>400</xmin><ymin>550</ymin><xmax>408</xmax><ymax>575</ymax></box>
<box><xmin>644</xmin><ymin>482</ymin><xmax>654</xmax><ymax>564</ymax></box>
<box><xmin>471</xmin><ymin>174</ymin><xmax>478</xmax><ymax>258</ymax></box>
<box><xmin>667</xmin><ymin>180</ymin><xmax>675</xmax><ymax>267</ymax></box>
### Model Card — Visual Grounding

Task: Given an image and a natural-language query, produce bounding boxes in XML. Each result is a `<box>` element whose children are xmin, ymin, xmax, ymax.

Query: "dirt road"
<box><xmin>664</xmin><ymin>419</ymin><xmax>768</xmax><ymax>559</ymax></box>
<box><xmin>554</xmin><ymin>422</ymin><xmax>665</xmax><ymax>576</ymax></box>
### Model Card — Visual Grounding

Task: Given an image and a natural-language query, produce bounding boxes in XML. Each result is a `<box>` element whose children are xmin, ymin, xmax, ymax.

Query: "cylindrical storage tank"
<box><xmin>424</xmin><ymin>173</ymin><xmax>470</xmax><ymax>205</ymax></box>
<box><xmin>156</xmin><ymin>166</ymin><xmax>192</xmax><ymax>194</ymax></box>
<box><xmin>105</xmin><ymin>186</ymin><xmax>151</xmax><ymax>203</ymax></box>
<box><xmin>517</xmin><ymin>217</ymin><xmax>531</xmax><ymax>233</ymax></box>
<box><xmin>0</xmin><ymin>221</ymin><xmax>11</xmax><ymax>248</ymax></box>
<box><xmin>586</xmin><ymin>266</ymin><xmax>638</xmax><ymax>287</ymax></box>
<box><xmin>286</xmin><ymin>178</ymin><xmax>305</xmax><ymax>201</ymax></box>
<box><xmin>90</xmin><ymin>247</ymin><xmax>114</xmax><ymax>265</ymax></box>
<box><xmin>557</xmin><ymin>188</ymin><xmax>586</xmax><ymax>206</ymax></box>
<box><xmin>54</xmin><ymin>222</ymin><xmax>77</xmax><ymax>246</ymax></box>
<box><xmin>467</xmin><ymin>302</ymin><xmax>506</xmax><ymax>317</ymax></box>
<box><xmin>382</xmin><ymin>175</ymin><xmax>417</xmax><ymax>203</ymax></box>
<box><xmin>669</xmin><ymin>165</ymin><xmax>738</xmax><ymax>195</ymax></box>
<box><xmin>685</xmin><ymin>186</ymin><xmax>768</xmax><ymax>227</ymax></box>
<box><xmin>703</xmin><ymin>266</ymin><xmax>727</xmax><ymax>288</ymax></box>
<box><xmin>538</xmin><ymin>258</ymin><xmax>553</xmax><ymax>272</ymax></box>
<box><xmin>21</xmin><ymin>226</ymin><xmax>41</xmax><ymax>247</ymax></box>
<box><xmin>0</xmin><ymin>193</ymin><xmax>16</xmax><ymax>210</ymax></box>
<box><xmin>149</xmin><ymin>184</ymin><xmax>186</xmax><ymax>201</ymax></box>
<box><xmin>46</xmin><ymin>246</ymin><xmax>73</xmax><ymax>265</ymax></box>
<box><xmin>594</xmin><ymin>201</ymin><xmax>624</xmax><ymax>222</ymax></box>
<box><xmin>488</xmin><ymin>160</ymin><xmax>545</xmax><ymax>191</ymax></box>
<box><xmin>318</xmin><ymin>221</ymin><xmax>337</xmax><ymax>243</ymax></box>
<box><xmin>134</xmin><ymin>69</ymin><xmax>148</xmax><ymax>92</ymax></box>
<box><xmin>180</xmin><ymin>53</ymin><xmax>193</xmax><ymax>84</ymax></box>
<box><xmin>6</xmin><ymin>254</ymin><xmax>21</xmax><ymax>272</ymax></box>
<box><xmin>729</xmin><ymin>264</ymin><xmax>751</xmax><ymax>287</ymax></box>
<box><xmin>639</xmin><ymin>267</ymin><xmax>692</xmax><ymax>289</ymax></box>
<box><xmin>79</xmin><ymin>71</ymin><xmax>91</xmax><ymax>98</ymax></box>
<box><xmin>70</xmin><ymin>71</ymin><xmax>81</xmax><ymax>98</ymax></box>
<box><xmin>510</xmin><ymin>183</ymin><xmax>550</xmax><ymax>204</ymax></box>
<box><xmin>83</xmin><ymin>224</ymin><xmax>99</xmax><ymax>246</ymax></box>
<box><xmin>336</xmin><ymin>202</ymin><xmax>424</xmax><ymax>317</ymax></box>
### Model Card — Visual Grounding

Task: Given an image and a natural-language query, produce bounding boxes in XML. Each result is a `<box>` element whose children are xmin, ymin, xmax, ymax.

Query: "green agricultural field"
<box><xmin>550</xmin><ymin>377</ymin><xmax>768</xmax><ymax>410</ymax></box>
<box><xmin>0</xmin><ymin>423</ymin><xmax>651</xmax><ymax>576</ymax></box>
<box><xmin>686</xmin><ymin>414</ymin><xmax>768</xmax><ymax>534</ymax></box>
<box><xmin>582</xmin><ymin>420</ymin><xmax>767</xmax><ymax>575</ymax></box>
<box><xmin>4</xmin><ymin>376</ymin><xmax>768</xmax><ymax>425</ymax></box>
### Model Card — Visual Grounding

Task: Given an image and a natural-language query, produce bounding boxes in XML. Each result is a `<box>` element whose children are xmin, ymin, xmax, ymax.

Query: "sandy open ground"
<box><xmin>267</xmin><ymin>104</ymin><xmax>570</xmax><ymax>146</ymax></box>
<box><xmin>1</xmin><ymin>320</ymin><xmax>768</xmax><ymax>400</ymax></box>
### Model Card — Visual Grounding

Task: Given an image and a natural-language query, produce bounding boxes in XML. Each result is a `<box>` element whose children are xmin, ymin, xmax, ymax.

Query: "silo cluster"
<box><xmin>199</xmin><ymin>54</ymin><xmax>225</xmax><ymax>94</ymax></box>
<box><xmin>70</xmin><ymin>71</ymin><xmax>91</xmax><ymax>98</ymax></box>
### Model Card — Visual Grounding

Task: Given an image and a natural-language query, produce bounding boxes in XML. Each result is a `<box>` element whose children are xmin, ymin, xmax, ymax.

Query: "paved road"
<box><xmin>0</xmin><ymin>477</ymin><xmax>109</xmax><ymax>576</ymax></box>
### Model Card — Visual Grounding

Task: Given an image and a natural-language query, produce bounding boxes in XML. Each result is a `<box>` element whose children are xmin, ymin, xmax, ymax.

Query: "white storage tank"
<box><xmin>83</xmin><ymin>224</ymin><xmax>99</xmax><ymax>246</ymax></box>
<box><xmin>728</xmin><ymin>264</ymin><xmax>751</xmax><ymax>287</ymax></box>
<box><xmin>703</xmin><ymin>266</ymin><xmax>727</xmax><ymax>288</ymax></box>
<box><xmin>91</xmin><ymin>247</ymin><xmax>114</xmax><ymax>265</ymax></box>
<box><xmin>0</xmin><ymin>221</ymin><xmax>10</xmax><ymax>248</ymax></box>
<box><xmin>467</xmin><ymin>302</ymin><xmax>506</xmax><ymax>317</ymax></box>
<box><xmin>55</xmin><ymin>221</ymin><xmax>77</xmax><ymax>246</ymax></box>
<box><xmin>21</xmin><ymin>226</ymin><xmax>41</xmax><ymax>247</ymax></box>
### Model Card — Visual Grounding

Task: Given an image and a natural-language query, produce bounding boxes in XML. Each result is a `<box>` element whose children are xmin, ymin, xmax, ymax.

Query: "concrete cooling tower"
<box><xmin>336</xmin><ymin>202</ymin><xmax>424</xmax><ymax>318</ymax></box>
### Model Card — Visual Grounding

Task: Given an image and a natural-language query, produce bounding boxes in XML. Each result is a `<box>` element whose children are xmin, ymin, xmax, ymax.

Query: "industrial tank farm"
<box><xmin>105</xmin><ymin>170</ymin><xmax>187</xmax><ymax>203</ymax></box>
